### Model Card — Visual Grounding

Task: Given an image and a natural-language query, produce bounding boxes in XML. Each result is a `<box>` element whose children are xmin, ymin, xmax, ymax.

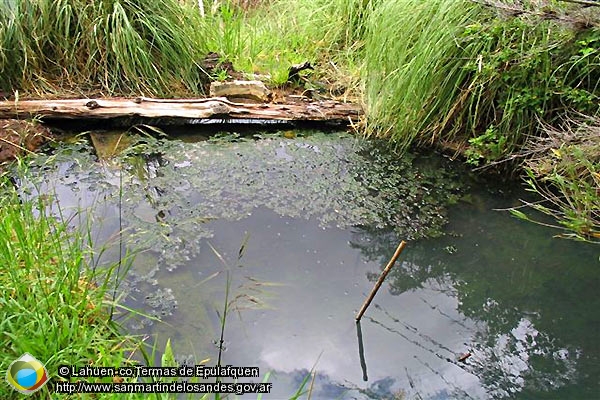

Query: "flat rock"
<box><xmin>209</xmin><ymin>80</ymin><xmax>271</xmax><ymax>103</ymax></box>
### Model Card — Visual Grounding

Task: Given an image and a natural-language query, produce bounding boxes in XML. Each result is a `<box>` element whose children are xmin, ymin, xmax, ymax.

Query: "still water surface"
<box><xmin>23</xmin><ymin>131</ymin><xmax>599</xmax><ymax>399</ymax></box>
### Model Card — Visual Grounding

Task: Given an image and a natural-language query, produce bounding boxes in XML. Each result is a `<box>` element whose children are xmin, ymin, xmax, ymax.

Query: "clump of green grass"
<box><xmin>362</xmin><ymin>0</ymin><xmax>483</xmax><ymax>151</ymax></box>
<box><xmin>0</xmin><ymin>0</ymin><xmax>207</xmax><ymax>97</ymax></box>
<box><xmin>362</xmin><ymin>0</ymin><xmax>600</xmax><ymax>156</ymax></box>
<box><xmin>0</xmin><ymin>171</ymin><xmax>139</xmax><ymax>399</ymax></box>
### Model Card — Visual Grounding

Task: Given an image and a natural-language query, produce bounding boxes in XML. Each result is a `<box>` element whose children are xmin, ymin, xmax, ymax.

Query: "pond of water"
<box><xmin>20</xmin><ymin>130</ymin><xmax>599</xmax><ymax>399</ymax></box>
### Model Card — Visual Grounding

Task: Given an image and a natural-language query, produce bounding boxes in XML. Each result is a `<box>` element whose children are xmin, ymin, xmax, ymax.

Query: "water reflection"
<box><xmin>350</xmin><ymin>186</ymin><xmax>598</xmax><ymax>399</ymax></box>
<box><xmin>17</xmin><ymin>131</ymin><xmax>599</xmax><ymax>399</ymax></box>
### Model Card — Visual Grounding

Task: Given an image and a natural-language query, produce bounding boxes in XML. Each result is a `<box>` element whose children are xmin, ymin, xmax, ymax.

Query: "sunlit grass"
<box><xmin>199</xmin><ymin>0</ymin><xmax>367</xmax><ymax>87</ymax></box>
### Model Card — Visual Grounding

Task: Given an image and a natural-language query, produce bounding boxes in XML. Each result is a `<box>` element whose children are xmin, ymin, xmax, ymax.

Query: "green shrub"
<box><xmin>456</xmin><ymin>16</ymin><xmax>599</xmax><ymax>164</ymax></box>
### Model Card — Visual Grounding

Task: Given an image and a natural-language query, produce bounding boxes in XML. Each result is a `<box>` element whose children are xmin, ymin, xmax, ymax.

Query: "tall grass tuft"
<box><xmin>0</xmin><ymin>0</ymin><xmax>207</xmax><ymax>97</ymax></box>
<box><xmin>363</xmin><ymin>0</ymin><xmax>483</xmax><ymax>151</ymax></box>
<box><xmin>362</xmin><ymin>0</ymin><xmax>600</xmax><ymax>156</ymax></box>
<box><xmin>0</xmin><ymin>170</ymin><xmax>137</xmax><ymax>399</ymax></box>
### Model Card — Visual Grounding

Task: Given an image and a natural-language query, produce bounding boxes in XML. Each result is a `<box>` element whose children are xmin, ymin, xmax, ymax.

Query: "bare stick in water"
<box><xmin>355</xmin><ymin>240</ymin><xmax>407</xmax><ymax>321</ymax></box>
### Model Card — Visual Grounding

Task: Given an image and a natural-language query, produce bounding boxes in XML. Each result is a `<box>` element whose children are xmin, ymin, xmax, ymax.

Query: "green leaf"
<box><xmin>162</xmin><ymin>338</ymin><xmax>176</xmax><ymax>368</ymax></box>
<box><xmin>510</xmin><ymin>209</ymin><xmax>529</xmax><ymax>221</ymax></box>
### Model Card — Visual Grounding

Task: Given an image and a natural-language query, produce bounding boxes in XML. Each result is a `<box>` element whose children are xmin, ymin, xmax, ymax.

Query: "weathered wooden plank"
<box><xmin>0</xmin><ymin>97</ymin><xmax>361</xmax><ymax>124</ymax></box>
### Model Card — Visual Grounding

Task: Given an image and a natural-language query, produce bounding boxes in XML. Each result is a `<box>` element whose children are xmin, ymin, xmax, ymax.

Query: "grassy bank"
<box><xmin>0</xmin><ymin>171</ymin><xmax>138</xmax><ymax>398</ymax></box>
<box><xmin>196</xmin><ymin>0</ymin><xmax>599</xmax><ymax>158</ymax></box>
<box><xmin>363</xmin><ymin>0</ymin><xmax>599</xmax><ymax>156</ymax></box>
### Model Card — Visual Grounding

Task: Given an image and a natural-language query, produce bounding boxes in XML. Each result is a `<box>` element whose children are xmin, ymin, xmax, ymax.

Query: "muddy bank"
<box><xmin>0</xmin><ymin>119</ymin><xmax>53</xmax><ymax>165</ymax></box>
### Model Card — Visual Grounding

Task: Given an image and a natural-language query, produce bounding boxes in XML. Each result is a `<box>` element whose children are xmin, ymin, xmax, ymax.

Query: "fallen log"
<box><xmin>0</xmin><ymin>97</ymin><xmax>361</xmax><ymax>126</ymax></box>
